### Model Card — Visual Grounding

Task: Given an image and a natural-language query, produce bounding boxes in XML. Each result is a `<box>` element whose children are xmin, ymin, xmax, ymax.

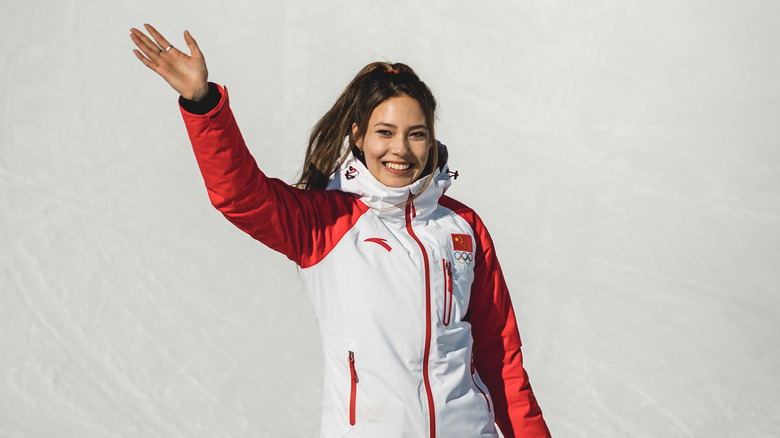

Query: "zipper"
<box><xmin>471</xmin><ymin>358</ymin><xmax>492</xmax><ymax>413</ymax></box>
<box><xmin>442</xmin><ymin>259</ymin><xmax>453</xmax><ymax>326</ymax></box>
<box><xmin>405</xmin><ymin>197</ymin><xmax>436</xmax><ymax>438</ymax></box>
<box><xmin>348</xmin><ymin>351</ymin><xmax>357</xmax><ymax>426</ymax></box>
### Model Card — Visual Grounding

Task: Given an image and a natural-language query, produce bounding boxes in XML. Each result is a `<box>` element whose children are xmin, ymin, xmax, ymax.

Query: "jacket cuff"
<box><xmin>179</xmin><ymin>82</ymin><xmax>222</xmax><ymax>115</ymax></box>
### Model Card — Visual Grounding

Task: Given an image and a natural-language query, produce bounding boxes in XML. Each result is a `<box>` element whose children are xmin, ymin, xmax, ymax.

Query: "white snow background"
<box><xmin>2</xmin><ymin>0</ymin><xmax>779</xmax><ymax>437</ymax></box>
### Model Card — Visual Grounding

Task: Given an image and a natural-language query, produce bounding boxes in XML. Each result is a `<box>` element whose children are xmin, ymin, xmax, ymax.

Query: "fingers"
<box><xmin>132</xmin><ymin>48</ymin><xmax>155</xmax><ymax>70</ymax></box>
<box><xmin>130</xmin><ymin>25</ymin><xmax>175</xmax><ymax>59</ymax></box>
<box><xmin>144</xmin><ymin>24</ymin><xmax>174</xmax><ymax>54</ymax></box>
<box><xmin>130</xmin><ymin>27</ymin><xmax>162</xmax><ymax>59</ymax></box>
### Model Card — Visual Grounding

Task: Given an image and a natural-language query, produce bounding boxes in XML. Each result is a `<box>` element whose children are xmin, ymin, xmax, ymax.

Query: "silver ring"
<box><xmin>156</xmin><ymin>48</ymin><xmax>163</xmax><ymax>55</ymax></box>
<box><xmin>163</xmin><ymin>45</ymin><xmax>173</xmax><ymax>52</ymax></box>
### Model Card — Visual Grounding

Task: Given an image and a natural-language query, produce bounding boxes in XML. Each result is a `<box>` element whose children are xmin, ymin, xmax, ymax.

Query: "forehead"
<box><xmin>369</xmin><ymin>95</ymin><xmax>427</xmax><ymax>126</ymax></box>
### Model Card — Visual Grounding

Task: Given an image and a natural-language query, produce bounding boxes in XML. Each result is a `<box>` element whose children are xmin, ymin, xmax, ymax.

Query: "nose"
<box><xmin>391</xmin><ymin>136</ymin><xmax>411</xmax><ymax>156</ymax></box>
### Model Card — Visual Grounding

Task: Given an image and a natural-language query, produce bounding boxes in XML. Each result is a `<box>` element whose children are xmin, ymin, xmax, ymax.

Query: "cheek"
<box><xmin>416</xmin><ymin>144</ymin><xmax>431</xmax><ymax>165</ymax></box>
<box><xmin>362</xmin><ymin>141</ymin><xmax>384</xmax><ymax>162</ymax></box>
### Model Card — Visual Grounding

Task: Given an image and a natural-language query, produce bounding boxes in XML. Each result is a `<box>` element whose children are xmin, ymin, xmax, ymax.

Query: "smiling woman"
<box><xmin>297</xmin><ymin>61</ymin><xmax>440</xmax><ymax>192</ymax></box>
<box><xmin>353</xmin><ymin>95</ymin><xmax>431</xmax><ymax>188</ymax></box>
<box><xmin>130</xmin><ymin>23</ymin><xmax>551</xmax><ymax>438</ymax></box>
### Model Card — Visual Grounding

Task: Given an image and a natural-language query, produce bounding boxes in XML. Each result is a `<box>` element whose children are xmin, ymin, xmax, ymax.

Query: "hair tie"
<box><xmin>388</xmin><ymin>69</ymin><xmax>399</xmax><ymax>74</ymax></box>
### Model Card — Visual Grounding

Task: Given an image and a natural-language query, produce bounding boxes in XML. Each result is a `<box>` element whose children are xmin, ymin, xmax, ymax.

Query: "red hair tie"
<box><xmin>388</xmin><ymin>69</ymin><xmax>399</xmax><ymax>74</ymax></box>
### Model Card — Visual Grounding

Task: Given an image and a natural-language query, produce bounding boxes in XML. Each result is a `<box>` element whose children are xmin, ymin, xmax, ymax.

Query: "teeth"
<box><xmin>385</xmin><ymin>162</ymin><xmax>411</xmax><ymax>170</ymax></box>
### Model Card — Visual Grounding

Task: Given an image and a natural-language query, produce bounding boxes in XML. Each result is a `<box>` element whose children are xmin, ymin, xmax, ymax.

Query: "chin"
<box><xmin>382</xmin><ymin>181</ymin><xmax>409</xmax><ymax>188</ymax></box>
<box><xmin>373</xmin><ymin>166</ymin><xmax>422</xmax><ymax>188</ymax></box>
<box><xmin>381</xmin><ymin>175</ymin><xmax>417</xmax><ymax>188</ymax></box>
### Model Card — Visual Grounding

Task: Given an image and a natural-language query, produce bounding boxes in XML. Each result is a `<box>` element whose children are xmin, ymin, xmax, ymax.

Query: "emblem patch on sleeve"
<box><xmin>451</xmin><ymin>234</ymin><xmax>474</xmax><ymax>265</ymax></box>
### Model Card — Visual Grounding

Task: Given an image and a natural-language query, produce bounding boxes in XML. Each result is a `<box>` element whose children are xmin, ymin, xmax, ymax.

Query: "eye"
<box><xmin>377</xmin><ymin>129</ymin><xmax>393</xmax><ymax>136</ymax></box>
<box><xmin>410</xmin><ymin>131</ymin><xmax>427</xmax><ymax>139</ymax></box>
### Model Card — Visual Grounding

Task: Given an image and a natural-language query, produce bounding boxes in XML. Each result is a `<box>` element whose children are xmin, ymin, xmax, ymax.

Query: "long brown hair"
<box><xmin>296</xmin><ymin>62</ymin><xmax>438</xmax><ymax>191</ymax></box>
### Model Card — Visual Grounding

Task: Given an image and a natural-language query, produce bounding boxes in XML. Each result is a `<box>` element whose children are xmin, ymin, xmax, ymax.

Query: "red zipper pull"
<box><xmin>443</xmin><ymin>260</ymin><xmax>454</xmax><ymax>327</ymax></box>
<box><xmin>349</xmin><ymin>351</ymin><xmax>358</xmax><ymax>384</ymax></box>
<box><xmin>446</xmin><ymin>261</ymin><xmax>453</xmax><ymax>292</ymax></box>
<box><xmin>348</xmin><ymin>351</ymin><xmax>357</xmax><ymax>426</ymax></box>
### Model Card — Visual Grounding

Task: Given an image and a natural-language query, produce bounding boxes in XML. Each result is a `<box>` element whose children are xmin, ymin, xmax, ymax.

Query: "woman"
<box><xmin>130</xmin><ymin>24</ymin><xmax>551</xmax><ymax>438</ymax></box>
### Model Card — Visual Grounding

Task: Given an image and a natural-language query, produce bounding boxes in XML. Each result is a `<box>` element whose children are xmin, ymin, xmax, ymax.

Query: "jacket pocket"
<box><xmin>442</xmin><ymin>259</ymin><xmax>454</xmax><ymax>326</ymax></box>
<box><xmin>348</xmin><ymin>350</ymin><xmax>358</xmax><ymax>426</ymax></box>
<box><xmin>471</xmin><ymin>357</ymin><xmax>492</xmax><ymax>413</ymax></box>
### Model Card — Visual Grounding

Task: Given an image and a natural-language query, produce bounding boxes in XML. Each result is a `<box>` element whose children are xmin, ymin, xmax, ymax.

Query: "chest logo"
<box><xmin>451</xmin><ymin>234</ymin><xmax>473</xmax><ymax>265</ymax></box>
<box><xmin>364</xmin><ymin>238</ymin><xmax>392</xmax><ymax>252</ymax></box>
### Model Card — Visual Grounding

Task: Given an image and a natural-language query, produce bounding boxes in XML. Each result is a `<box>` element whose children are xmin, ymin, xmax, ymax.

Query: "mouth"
<box><xmin>383</xmin><ymin>161</ymin><xmax>413</xmax><ymax>172</ymax></box>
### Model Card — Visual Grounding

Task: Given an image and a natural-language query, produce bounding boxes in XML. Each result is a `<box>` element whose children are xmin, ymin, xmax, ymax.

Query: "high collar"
<box><xmin>326</xmin><ymin>145</ymin><xmax>453</xmax><ymax>222</ymax></box>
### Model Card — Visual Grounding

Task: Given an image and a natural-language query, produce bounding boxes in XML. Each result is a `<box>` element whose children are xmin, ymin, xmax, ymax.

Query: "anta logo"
<box><xmin>364</xmin><ymin>238</ymin><xmax>392</xmax><ymax>252</ymax></box>
<box><xmin>451</xmin><ymin>234</ymin><xmax>473</xmax><ymax>265</ymax></box>
<box><xmin>345</xmin><ymin>166</ymin><xmax>359</xmax><ymax>180</ymax></box>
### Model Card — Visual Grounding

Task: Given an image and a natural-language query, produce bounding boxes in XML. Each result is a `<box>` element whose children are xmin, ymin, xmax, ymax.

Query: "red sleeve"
<box><xmin>441</xmin><ymin>196</ymin><xmax>551</xmax><ymax>438</ymax></box>
<box><xmin>179</xmin><ymin>84</ymin><xmax>367</xmax><ymax>268</ymax></box>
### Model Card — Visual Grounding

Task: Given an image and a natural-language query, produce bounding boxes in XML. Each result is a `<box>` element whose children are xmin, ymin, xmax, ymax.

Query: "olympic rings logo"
<box><xmin>454</xmin><ymin>251</ymin><xmax>473</xmax><ymax>265</ymax></box>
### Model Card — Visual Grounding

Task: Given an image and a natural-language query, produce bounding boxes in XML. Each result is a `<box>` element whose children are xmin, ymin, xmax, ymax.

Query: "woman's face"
<box><xmin>353</xmin><ymin>95</ymin><xmax>431</xmax><ymax>188</ymax></box>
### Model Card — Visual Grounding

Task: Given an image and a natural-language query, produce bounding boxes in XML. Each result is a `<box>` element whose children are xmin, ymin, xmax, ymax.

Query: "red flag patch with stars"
<box><xmin>451</xmin><ymin>234</ymin><xmax>473</xmax><ymax>252</ymax></box>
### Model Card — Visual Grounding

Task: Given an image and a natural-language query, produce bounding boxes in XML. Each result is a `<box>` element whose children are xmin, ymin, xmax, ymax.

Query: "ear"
<box><xmin>351</xmin><ymin>123</ymin><xmax>362</xmax><ymax>148</ymax></box>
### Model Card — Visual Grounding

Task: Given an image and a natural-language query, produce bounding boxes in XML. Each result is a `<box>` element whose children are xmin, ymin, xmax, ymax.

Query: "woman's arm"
<box><xmin>180</xmin><ymin>86</ymin><xmax>366</xmax><ymax>267</ymax></box>
<box><xmin>442</xmin><ymin>197</ymin><xmax>551</xmax><ymax>438</ymax></box>
<box><xmin>131</xmin><ymin>26</ymin><xmax>365</xmax><ymax>266</ymax></box>
<box><xmin>468</xmin><ymin>232</ymin><xmax>551</xmax><ymax>437</ymax></box>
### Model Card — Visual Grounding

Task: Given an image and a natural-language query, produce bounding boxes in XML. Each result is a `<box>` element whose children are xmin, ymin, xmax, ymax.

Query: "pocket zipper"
<box><xmin>471</xmin><ymin>359</ymin><xmax>492</xmax><ymax>413</ymax></box>
<box><xmin>348</xmin><ymin>351</ymin><xmax>358</xmax><ymax>426</ymax></box>
<box><xmin>442</xmin><ymin>259</ymin><xmax>454</xmax><ymax>326</ymax></box>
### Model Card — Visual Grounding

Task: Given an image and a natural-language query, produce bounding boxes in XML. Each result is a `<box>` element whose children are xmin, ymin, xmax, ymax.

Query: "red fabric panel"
<box><xmin>179</xmin><ymin>84</ymin><xmax>368</xmax><ymax>268</ymax></box>
<box><xmin>439</xmin><ymin>195</ymin><xmax>551</xmax><ymax>438</ymax></box>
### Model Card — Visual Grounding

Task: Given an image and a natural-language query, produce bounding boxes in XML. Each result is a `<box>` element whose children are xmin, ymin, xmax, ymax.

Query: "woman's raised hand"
<box><xmin>130</xmin><ymin>24</ymin><xmax>209</xmax><ymax>102</ymax></box>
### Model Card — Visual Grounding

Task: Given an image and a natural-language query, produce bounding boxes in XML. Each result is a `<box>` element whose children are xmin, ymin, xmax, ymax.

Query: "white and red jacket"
<box><xmin>180</xmin><ymin>84</ymin><xmax>551</xmax><ymax>438</ymax></box>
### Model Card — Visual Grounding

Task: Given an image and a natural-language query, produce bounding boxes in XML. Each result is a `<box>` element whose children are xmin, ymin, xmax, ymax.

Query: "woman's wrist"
<box><xmin>180</xmin><ymin>82</ymin><xmax>221</xmax><ymax>114</ymax></box>
<box><xmin>186</xmin><ymin>83</ymin><xmax>210</xmax><ymax>102</ymax></box>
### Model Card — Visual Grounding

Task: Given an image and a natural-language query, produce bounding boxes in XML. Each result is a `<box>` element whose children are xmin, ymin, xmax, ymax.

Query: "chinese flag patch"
<box><xmin>451</xmin><ymin>234</ymin><xmax>473</xmax><ymax>252</ymax></box>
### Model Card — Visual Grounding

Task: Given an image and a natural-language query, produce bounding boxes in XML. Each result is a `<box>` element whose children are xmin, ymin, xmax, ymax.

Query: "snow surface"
<box><xmin>2</xmin><ymin>0</ymin><xmax>780</xmax><ymax>436</ymax></box>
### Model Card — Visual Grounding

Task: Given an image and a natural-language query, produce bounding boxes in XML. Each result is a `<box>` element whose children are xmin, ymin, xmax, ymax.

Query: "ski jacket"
<box><xmin>179</xmin><ymin>83</ymin><xmax>551</xmax><ymax>438</ymax></box>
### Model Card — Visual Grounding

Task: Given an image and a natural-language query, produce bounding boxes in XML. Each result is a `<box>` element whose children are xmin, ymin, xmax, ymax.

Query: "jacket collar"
<box><xmin>326</xmin><ymin>145</ymin><xmax>453</xmax><ymax>221</ymax></box>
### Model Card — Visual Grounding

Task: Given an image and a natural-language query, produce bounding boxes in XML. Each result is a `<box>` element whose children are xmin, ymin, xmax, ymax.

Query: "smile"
<box><xmin>384</xmin><ymin>162</ymin><xmax>412</xmax><ymax>171</ymax></box>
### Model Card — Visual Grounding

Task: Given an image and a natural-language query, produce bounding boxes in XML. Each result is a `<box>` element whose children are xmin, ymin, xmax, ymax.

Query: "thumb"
<box><xmin>184</xmin><ymin>30</ymin><xmax>202</xmax><ymax>58</ymax></box>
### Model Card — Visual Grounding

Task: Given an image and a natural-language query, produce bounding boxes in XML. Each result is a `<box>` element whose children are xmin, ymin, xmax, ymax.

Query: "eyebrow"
<box><xmin>373</xmin><ymin>122</ymin><xmax>429</xmax><ymax>130</ymax></box>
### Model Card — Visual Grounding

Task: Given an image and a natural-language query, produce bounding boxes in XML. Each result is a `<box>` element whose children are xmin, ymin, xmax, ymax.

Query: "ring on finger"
<box><xmin>156</xmin><ymin>48</ymin><xmax>163</xmax><ymax>55</ymax></box>
<box><xmin>163</xmin><ymin>45</ymin><xmax>173</xmax><ymax>52</ymax></box>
